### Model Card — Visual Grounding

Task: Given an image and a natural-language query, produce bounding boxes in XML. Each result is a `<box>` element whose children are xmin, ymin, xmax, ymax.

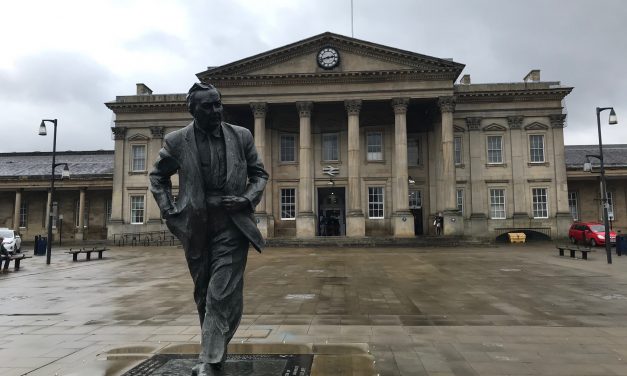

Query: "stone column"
<box><xmin>13</xmin><ymin>189</ymin><xmax>22</xmax><ymax>229</ymax></box>
<box><xmin>344</xmin><ymin>99</ymin><xmax>365</xmax><ymax>237</ymax></box>
<box><xmin>296</xmin><ymin>101</ymin><xmax>315</xmax><ymax>237</ymax></box>
<box><xmin>265</xmin><ymin>126</ymin><xmax>275</xmax><ymax>237</ymax></box>
<box><xmin>147</xmin><ymin>126</ymin><xmax>165</xmax><ymax>225</ymax></box>
<box><xmin>108</xmin><ymin>127</ymin><xmax>126</xmax><ymax>238</ymax></box>
<box><xmin>550</xmin><ymin>114</ymin><xmax>571</xmax><ymax>237</ymax></box>
<box><xmin>508</xmin><ymin>116</ymin><xmax>529</xmax><ymax>227</ymax></box>
<box><xmin>251</xmin><ymin>102</ymin><xmax>270</xmax><ymax>238</ymax></box>
<box><xmin>467</xmin><ymin>117</ymin><xmax>487</xmax><ymax>234</ymax></box>
<box><xmin>45</xmin><ymin>190</ymin><xmax>52</xmax><ymax>230</ymax></box>
<box><xmin>76</xmin><ymin>188</ymin><xmax>86</xmax><ymax>241</ymax></box>
<box><xmin>391</xmin><ymin>98</ymin><xmax>414</xmax><ymax>237</ymax></box>
<box><xmin>438</xmin><ymin>96</ymin><xmax>462</xmax><ymax>235</ymax></box>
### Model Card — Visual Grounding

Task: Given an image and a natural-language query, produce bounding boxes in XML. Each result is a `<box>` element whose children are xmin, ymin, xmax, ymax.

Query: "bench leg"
<box><xmin>98</xmin><ymin>251</ymin><xmax>103</xmax><ymax>259</ymax></box>
<box><xmin>15</xmin><ymin>259</ymin><xmax>20</xmax><ymax>271</ymax></box>
<box><xmin>582</xmin><ymin>252</ymin><xmax>588</xmax><ymax>260</ymax></box>
<box><xmin>73</xmin><ymin>253</ymin><xmax>78</xmax><ymax>262</ymax></box>
<box><xmin>3</xmin><ymin>259</ymin><xmax>9</xmax><ymax>271</ymax></box>
<box><xmin>559</xmin><ymin>249</ymin><xmax>564</xmax><ymax>256</ymax></box>
<box><xmin>86</xmin><ymin>252</ymin><xmax>91</xmax><ymax>261</ymax></box>
<box><xmin>570</xmin><ymin>250</ymin><xmax>576</xmax><ymax>258</ymax></box>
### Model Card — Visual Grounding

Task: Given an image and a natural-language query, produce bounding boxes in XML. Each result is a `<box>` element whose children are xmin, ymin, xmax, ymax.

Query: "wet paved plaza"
<box><xmin>3</xmin><ymin>242</ymin><xmax>627</xmax><ymax>375</ymax></box>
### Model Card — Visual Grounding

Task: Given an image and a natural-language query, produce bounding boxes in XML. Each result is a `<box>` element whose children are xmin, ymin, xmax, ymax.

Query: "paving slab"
<box><xmin>3</xmin><ymin>242</ymin><xmax>627</xmax><ymax>375</ymax></box>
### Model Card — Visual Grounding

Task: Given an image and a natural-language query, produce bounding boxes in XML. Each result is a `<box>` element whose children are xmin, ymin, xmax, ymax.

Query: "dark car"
<box><xmin>568</xmin><ymin>222</ymin><xmax>616</xmax><ymax>247</ymax></box>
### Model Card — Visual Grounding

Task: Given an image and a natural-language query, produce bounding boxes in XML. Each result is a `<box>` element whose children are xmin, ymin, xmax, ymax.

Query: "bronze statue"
<box><xmin>150</xmin><ymin>83</ymin><xmax>268</xmax><ymax>375</ymax></box>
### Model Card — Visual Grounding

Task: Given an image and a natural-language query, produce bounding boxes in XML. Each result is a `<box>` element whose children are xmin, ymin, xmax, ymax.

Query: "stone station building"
<box><xmin>3</xmin><ymin>32</ymin><xmax>622</xmax><ymax>241</ymax></box>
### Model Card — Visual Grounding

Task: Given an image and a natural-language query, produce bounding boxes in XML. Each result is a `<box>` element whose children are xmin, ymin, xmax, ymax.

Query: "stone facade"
<box><xmin>103</xmin><ymin>32</ymin><xmax>575</xmax><ymax>240</ymax></box>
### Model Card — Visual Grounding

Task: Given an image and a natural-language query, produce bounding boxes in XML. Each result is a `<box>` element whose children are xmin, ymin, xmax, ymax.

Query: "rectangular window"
<box><xmin>409</xmin><ymin>190</ymin><xmax>422</xmax><ymax>208</ymax></box>
<box><xmin>407</xmin><ymin>137</ymin><xmax>421</xmax><ymax>166</ymax></box>
<box><xmin>280</xmin><ymin>188</ymin><xmax>296</xmax><ymax>220</ymax></box>
<box><xmin>280</xmin><ymin>134</ymin><xmax>296</xmax><ymax>162</ymax></box>
<box><xmin>105</xmin><ymin>199</ymin><xmax>112</xmax><ymax>223</ymax></box>
<box><xmin>529</xmin><ymin>135</ymin><xmax>545</xmax><ymax>163</ymax></box>
<box><xmin>130</xmin><ymin>196</ymin><xmax>145</xmax><ymax>224</ymax></box>
<box><xmin>19</xmin><ymin>201</ymin><xmax>28</xmax><ymax>228</ymax></box>
<box><xmin>131</xmin><ymin>145</ymin><xmax>146</xmax><ymax>171</ymax></box>
<box><xmin>456</xmin><ymin>189</ymin><xmax>464</xmax><ymax>214</ymax></box>
<box><xmin>568</xmin><ymin>192</ymin><xmax>578</xmax><ymax>221</ymax></box>
<box><xmin>74</xmin><ymin>200</ymin><xmax>89</xmax><ymax>227</ymax></box>
<box><xmin>607</xmin><ymin>191</ymin><xmax>615</xmax><ymax>220</ymax></box>
<box><xmin>532</xmin><ymin>188</ymin><xmax>548</xmax><ymax>218</ymax></box>
<box><xmin>454</xmin><ymin>136</ymin><xmax>463</xmax><ymax>165</ymax></box>
<box><xmin>489</xmin><ymin>188</ymin><xmax>506</xmax><ymax>219</ymax></box>
<box><xmin>368</xmin><ymin>187</ymin><xmax>384</xmax><ymax>219</ymax></box>
<box><xmin>367</xmin><ymin>132</ymin><xmax>383</xmax><ymax>161</ymax></box>
<box><xmin>487</xmin><ymin>136</ymin><xmax>503</xmax><ymax>164</ymax></box>
<box><xmin>322</xmin><ymin>133</ymin><xmax>339</xmax><ymax>161</ymax></box>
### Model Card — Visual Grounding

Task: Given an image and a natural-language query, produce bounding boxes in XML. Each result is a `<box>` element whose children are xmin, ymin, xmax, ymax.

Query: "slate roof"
<box><xmin>0</xmin><ymin>150</ymin><xmax>114</xmax><ymax>179</ymax></box>
<box><xmin>565</xmin><ymin>145</ymin><xmax>627</xmax><ymax>169</ymax></box>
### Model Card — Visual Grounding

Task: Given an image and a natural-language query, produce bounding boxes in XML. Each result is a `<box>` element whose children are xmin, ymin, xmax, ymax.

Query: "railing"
<box><xmin>494</xmin><ymin>227</ymin><xmax>552</xmax><ymax>239</ymax></box>
<box><xmin>112</xmin><ymin>230</ymin><xmax>178</xmax><ymax>247</ymax></box>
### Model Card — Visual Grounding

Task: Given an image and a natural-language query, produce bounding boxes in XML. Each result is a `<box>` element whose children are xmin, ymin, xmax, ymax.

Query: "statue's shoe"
<box><xmin>191</xmin><ymin>362</ymin><xmax>224</xmax><ymax>375</ymax></box>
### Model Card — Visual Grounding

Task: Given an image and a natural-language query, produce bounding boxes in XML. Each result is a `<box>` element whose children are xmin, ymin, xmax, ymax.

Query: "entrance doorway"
<box><xmin>411</xmin><ymin>208</ymin><xmax>423</xmax><ymax>235</ymax></box>
<box><xmin>317</xmin><ymin>187</ymin><xmax>345</xmax><ymax>236</ymax></box>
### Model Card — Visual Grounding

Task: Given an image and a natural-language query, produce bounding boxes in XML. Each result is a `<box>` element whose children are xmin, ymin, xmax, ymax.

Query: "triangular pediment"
<box><xmin>524</xmin><ymin>122</ymin><xmax>549</xmax><ymax>130</ymax></box>
<box><xmin>127</xmin><ymin>133</ymin><xmax>150</xmax><ymax>141</ymax></box>
<box><xmin>453</xmin><ymin>125</ymin><xmax>466</xmax><ymax>133</ymax></box>
<box><xmin>197</xmin><ymin>32</ymin><xmax>464</xmax><ymax>81</ymax></box>
<box><xmin>482</xmin><ymin>123</ymin><xmax>507</xmax><ymax>132</ymax></box>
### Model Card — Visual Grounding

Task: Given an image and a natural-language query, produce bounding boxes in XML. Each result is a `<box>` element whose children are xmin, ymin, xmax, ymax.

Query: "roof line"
<box><xmin>0</xmin><ymin>150</ymin><xmax>114</xmax><ymax>157</ymax></box>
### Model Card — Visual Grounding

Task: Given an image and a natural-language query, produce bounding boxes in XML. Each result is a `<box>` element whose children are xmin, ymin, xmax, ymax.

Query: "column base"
<box><xmin>443</xmin><ymin>210</ymin><xmax>463</xmax><ymax>236</ymax></box>
<box><xmin>255</xmin><ymin>213</ymin><xmax>269</xmax><ymax>239</ymax></box>
<box><xmin>512</xmin><ymin>212</ymin><xmax>530</xmax><ymax>228</ymax></box>
<box><xmin>346</xmin><ymin>213</ymin><xmax>365</xmax><ymax>237</ymax></box>
<box><xmin>296</xmin><ymin>213</ymin><xmax>316</xmax><ymax>238</ymax></box>
<box><xmin>555</xmin><ymin>212</ymin><xmax>573</xmax><ymax>239</ymax></box>
<box><xmin>392</xmin><ymin>211</ymin><xmax>415</xmax><ymax>238</ymax></box>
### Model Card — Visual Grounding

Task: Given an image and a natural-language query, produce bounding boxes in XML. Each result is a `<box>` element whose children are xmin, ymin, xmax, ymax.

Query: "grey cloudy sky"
<box><xmin>1</xmin><ymin>0</ymin><xmax>626</xmax><ymax>152</ymax></box>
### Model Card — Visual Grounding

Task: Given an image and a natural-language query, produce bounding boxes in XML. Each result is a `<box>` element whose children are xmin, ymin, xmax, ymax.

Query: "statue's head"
<box><xmin>186</xmin><ymin>83</ymin><xmax>223</xmax><ymax>130</ymax></box>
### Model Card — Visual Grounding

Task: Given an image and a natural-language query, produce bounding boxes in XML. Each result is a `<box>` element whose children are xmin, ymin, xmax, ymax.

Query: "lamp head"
<box><xmin>61</xmin><ymin>164</ymin><xmax>70</xmax><ymax>179</ymax></box>
<box><xmin>583</xmin><ymin>162</ymin><xmax>592</xmax><ymax>172</ymax></box>
<box><xmin>609</xmin><ymin>108</ymin><xmax>618</xmax><ymax>125</ymax></box>
<box><xmin>408</xmin><ymin>176</ymin><xmax>416</xmax><ymax>185</ymax></box>
<box><xmin>39</xmin><ymin>121</ymin><xmax>47</xmax><ymax>136</ymax></box>
<box><xmin>327</xmin><ymin>178</ymin><xmax>334</xmax><ymax>186</ymax></box>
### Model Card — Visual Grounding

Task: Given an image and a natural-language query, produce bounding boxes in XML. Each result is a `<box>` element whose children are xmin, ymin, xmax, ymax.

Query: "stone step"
<box><xmin>265</xmin><ymin>236</ymin><xmax>490</xmax><ymax>248</ymax></box>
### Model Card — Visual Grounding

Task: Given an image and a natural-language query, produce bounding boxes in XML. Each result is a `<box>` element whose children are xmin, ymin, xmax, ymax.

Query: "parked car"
<box><xmin>0</xmin><ymin>228</ymin><xmax>22</xmax><ymax>253</ymax></box>
<box><xmin>568</xmin><ymin>222</ymin><xmax>616</xmax><ymax>247</ymax></box>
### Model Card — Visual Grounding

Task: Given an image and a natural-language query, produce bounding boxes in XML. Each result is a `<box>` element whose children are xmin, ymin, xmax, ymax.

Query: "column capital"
<box><xmin>111</xmin><ymin>127</ymin><xmax>127</xmax><ymax>140</ymax></box>
<box><xmin>149</xmin><ymin>126</ymin><xmax>164</xmax><ymax>139</ymax></box>
<box><xmin>344</xmin><ymin>99</ymin><xmax>362</xmax><ymax>115</ymax></box>
<box><xmin>465</xmin><ymin>117</ymin><xmax>482</xmax><ymax>131</ymax></box>
<box><xmin>549</xmin><ymin>114</ymin><xmax>567</xmax><ymax>128</ymax></box>
<box><xmin>391</xmin><ymin>97</ymin><xmax>409</xmax><ymax>114</ymax></box>
<box><xmin>296</xmin><ymin>101</ymin><xmax>313</xmax><ymax>117</ymax></box>
<box><xmin>507</xmin><ymin>116</ymin><xmax>524</xmax><ymax>130</ymax></box>
<box><xmin>250</xmin><ymin>102</ymin><xmax>267</xmax><ymax>118</ymax></box>
<box><xmin>438</xmin><ymin>96</ymin><xmax>456</xmax><ymax>113</ymax></box>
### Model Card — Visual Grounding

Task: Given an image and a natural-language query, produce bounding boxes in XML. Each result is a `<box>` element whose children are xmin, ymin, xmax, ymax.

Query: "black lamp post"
<box><xmin>583</xmin><ymin>107</ymin><xmax>618</xmax><ymax>264</ymax></box>
<box><xmin>39</xmin><ymin>119</ymin><xmax>70</xmax><ymax>265</ymax></box>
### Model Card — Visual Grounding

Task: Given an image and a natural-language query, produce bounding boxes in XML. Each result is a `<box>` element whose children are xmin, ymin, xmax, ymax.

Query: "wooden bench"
<box><xmin>556</xmin><ymin>244</ymin><xmax>594</xmax><ymax>260</ymax></box>
<box><xmin>1</xmin><ymin>253</ymin><xmax>32</xmax><ymax>271</ymax></box>
<box><xmin>66</xmin><ymin>247</ymin><xmax>109</xmax><ymax>261</ymax></box>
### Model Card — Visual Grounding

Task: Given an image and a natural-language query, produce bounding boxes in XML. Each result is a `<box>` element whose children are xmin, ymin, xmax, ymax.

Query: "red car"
<box><xmin>568</xmin><ymin>222</ymin><xmax>616</xmax><ymax>247</ymax></box>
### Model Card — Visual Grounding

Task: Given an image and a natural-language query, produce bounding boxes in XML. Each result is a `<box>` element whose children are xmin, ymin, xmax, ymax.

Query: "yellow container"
<box><xmin>508</xmin><ymin>232</ymin><xmax>526</xmax><ymax>244</ymax></box>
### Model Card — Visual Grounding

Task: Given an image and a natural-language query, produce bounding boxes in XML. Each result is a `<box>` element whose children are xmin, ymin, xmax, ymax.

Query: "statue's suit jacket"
<box><xmin>149</xmin><ymin>122</ymin><xmax>268</xmax><ymax>259</ymax></box>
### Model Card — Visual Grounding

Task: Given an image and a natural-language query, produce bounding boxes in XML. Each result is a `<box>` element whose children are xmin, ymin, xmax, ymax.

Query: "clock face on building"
<box><xmin>317</xmin><ymin>47</ymin><xmax>340</xmax><ymax>69</ymax></box>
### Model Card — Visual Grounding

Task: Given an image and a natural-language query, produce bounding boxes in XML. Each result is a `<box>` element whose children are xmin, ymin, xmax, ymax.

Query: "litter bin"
<box><xmin>35</xmin><ymin>237</ymin><xmax>47</xmax><ymax>256</ymax></box>
<box><xmin>616</xmin><ymin>235</ymin><xmax>627</xmax><ymax>256</ymax></box>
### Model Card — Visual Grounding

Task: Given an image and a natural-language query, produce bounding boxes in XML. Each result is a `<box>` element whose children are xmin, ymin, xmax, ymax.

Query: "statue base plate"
<box><xmin>122</xmin><ymin>353</ymin><xmax>313</xmax><ymax>376</ymax></box>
